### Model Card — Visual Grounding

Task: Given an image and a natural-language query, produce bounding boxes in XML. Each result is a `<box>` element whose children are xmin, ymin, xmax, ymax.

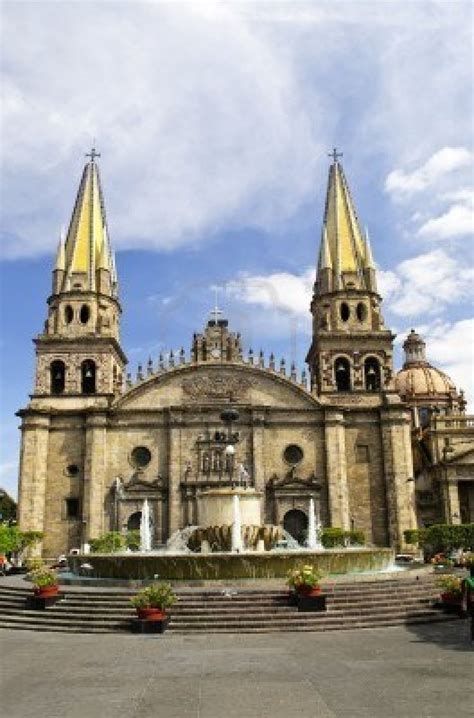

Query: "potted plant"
<box><xmin>29</xmin><ymin>565</ymin><xmax>59</xmax><ymax>598</ymax></box>
<box><xmin>130</xmin><ymin>583</ymin><xmax>176</xmax><ymax>621</ymax></box>
<box><xmin>287</xmin><ymin>565</ymin><xmax>324</xmax><ymax>597</ymax></box>
<box><xmin>431</xmin><ymin>553</ymin><xmax>454</xmax><ymax>571</ymax></box>
<box><xmin>436</xmin><ymin>574</ymin><xmax>463</xmax><ymax>612</ymax></box>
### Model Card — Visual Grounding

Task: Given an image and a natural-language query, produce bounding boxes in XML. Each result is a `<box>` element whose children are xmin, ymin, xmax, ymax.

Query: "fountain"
<box><xmin>231</xmin><ymin>494</ymin><xmax>243</xmax><ymax>553</ymax></box>
<box><xmin>66</xmin><ymin>409</ymin><xmax>394</xmax><ymax>582</ymax></box>
<box><xmin>139</xmin><ymin>499</ymin><xmax>152</xmax><ymax>552</ymax></box>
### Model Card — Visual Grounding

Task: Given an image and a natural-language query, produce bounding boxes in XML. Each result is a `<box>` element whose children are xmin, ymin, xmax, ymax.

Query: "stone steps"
<box><xmin>0</xmin><ymin>575</ymin><xmax>458</xmax><ymax>635</ymax></box>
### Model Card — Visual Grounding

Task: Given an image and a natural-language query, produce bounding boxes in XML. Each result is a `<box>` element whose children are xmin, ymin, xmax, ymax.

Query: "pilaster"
<box><xmin>17</xmin><ymin>413</ymin><xmax>51</xmax><ymax>554</ymax></box>
<box><xmin>83</xmin><ymin>413</ymin><xmax>108</xmax><ymax>542</ymax></box>
<box><xmin>167</xmin><ymin>409</ymin><xmax>183</xmax><ymax>536</ymax></box>
<box><xmin>324</xmin><ymin>410</ymin><xmax>350</xmax><ymax>530</ymax></box>
<box><xmin>380</xmin><ymin>405</ymin><xmax>417</xmax><ymax>550</ymax></box>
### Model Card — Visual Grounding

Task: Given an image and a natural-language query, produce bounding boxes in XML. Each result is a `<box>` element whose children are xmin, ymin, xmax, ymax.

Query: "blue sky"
<box><xmin>1</xmin><ymin>1</ymin><xmax>473</xmax><ymax>499</ymax></box>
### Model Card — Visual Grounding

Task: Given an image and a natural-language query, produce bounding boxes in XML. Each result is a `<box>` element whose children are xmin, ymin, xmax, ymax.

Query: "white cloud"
<box><xmin>0</xmin><ymin>2</ymin><xmax>319</xmax><ymax>259</ymax></box>
<box><xmin>418</xmin><ymin>202</ymin><xmax>474</xmax><ymax>240</ymax></box>
<box><xmin>385</xmin><ymin>147</ymin><xmax>472</xmax><ymax>197</ymax></box>
<box><xmin>383</xmin><ymin>249</ymin><xmax>473</xmax><ymax>317</ymax></box>
<box><xmin>226</xmin><ymin>268</ymin><xmax>314</xmax><ymax>317</ymax></box>
<box><xmin>422</xmin><ymin>319</ymin><xmax>474</xmax><ymax>410</ymax></box>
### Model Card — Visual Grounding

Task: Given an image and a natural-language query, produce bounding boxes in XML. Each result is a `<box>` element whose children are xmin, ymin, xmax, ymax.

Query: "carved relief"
<box><xmin>182</xmin><ymin>373</ymin><xmax>253</xmax><ymax>400</ymax></box>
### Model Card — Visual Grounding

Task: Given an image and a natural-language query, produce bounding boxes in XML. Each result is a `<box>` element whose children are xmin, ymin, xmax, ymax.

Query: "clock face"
<box><xmin>210</xmin><ymin>346</ymin><xmax>221</xmax><ymax>359</ymax></box>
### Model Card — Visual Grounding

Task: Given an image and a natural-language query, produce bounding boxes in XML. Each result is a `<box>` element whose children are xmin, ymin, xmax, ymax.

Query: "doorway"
<box><xmin>283</xmin><ymin>509</ymin><xmax>308</xmax><ymax>545</ymax></box>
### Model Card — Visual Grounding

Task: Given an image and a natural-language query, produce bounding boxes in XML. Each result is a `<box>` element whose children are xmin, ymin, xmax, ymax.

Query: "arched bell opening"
<box><xmin>364</xmin><ymin>357</ymin><xmax>381</xmax><ymax>391</ymax></box>
<box><xmin>81</xmin><ymin>359</ymin><xmax>96</xmax><ymax>394</ymax></box>
<box><xmin>50</xmin><ymin>360</ymin><xmax>66</xmax><ymax>395</ymax></box>
<box><xmin>334</xmin><ymin>357</ymin><xmax>351</xmax><ymax>392</ymax></box>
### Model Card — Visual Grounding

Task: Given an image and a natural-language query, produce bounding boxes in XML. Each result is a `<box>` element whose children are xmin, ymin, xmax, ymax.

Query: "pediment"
<box><xmin>267</xmin><ymin>472</ymin><xmax>323</xmax><ymax>490</ymax></box>
<box><xmin>113</xmin><ymin>363</ymin><xmax>321</xmax><ymax>412</ymax></box>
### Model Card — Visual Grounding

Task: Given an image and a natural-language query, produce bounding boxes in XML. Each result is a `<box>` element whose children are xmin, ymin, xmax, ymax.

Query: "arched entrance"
<box><xmin>283</xmin><ymin>509</ymin><xmax>308</xmax><ymax>545</ymax></box>
<box><xmin>127</xmin><ymin>511</ymin><xmax>142</xmax><ymax>531</ymax></box>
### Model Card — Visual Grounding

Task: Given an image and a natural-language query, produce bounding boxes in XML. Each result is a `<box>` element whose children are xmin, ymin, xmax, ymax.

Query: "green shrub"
<box><xmin>130</xmin><ymin>583</ymin><xmax>176</xmax><ymax>610</ymax></box>
<box><xmin>28</xmin><ymin>566</ymin><xmax>58</xmax><ymax>588</ymax></box>
<box><xmin>320</xmin><ymin>528</ymin><xmax>365</xmax><ymax>548</ymax></box>
<box><xmin>126</xmin><ymin>530</ymin><xmax>141</xmax><ymax>551</ymax></box>
<box><xmin>0</xmin><ymin>525</ymin><xmax>43</xmax><ymax>555</ymax></box>
<box><xmin>423</xmin><ymin>524</ymin><xmax>474</xmax><ymax>553</ymax></box>
<box><xmin>90</xmin><ymin>532</ymin><xmax>126</xmax><ymax>553</ymax></box>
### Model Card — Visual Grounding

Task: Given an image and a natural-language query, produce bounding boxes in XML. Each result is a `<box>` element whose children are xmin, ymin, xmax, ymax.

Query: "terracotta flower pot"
<box><xmin>34</xmin><ymin>585</ymin><xmax>59</xmax><ymax>598</ymax></box>
<box><xmin>440</xmin><ymin>592</ymin><xmax>462</xmax><ymax>605</ymax></box>
<box><xmin>136</xmin><ymin>607</ymin><xmax>166</xmax><ymax>621</ymax></box>
<box><xmin>296</xmin><ymin>585</ymin><xmax>321</xmax><ymax>597</ymax></box>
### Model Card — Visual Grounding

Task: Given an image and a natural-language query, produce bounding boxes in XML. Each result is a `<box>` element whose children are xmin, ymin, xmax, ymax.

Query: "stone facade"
<box><xmin>17</xmin><ymin>153</ymin><xmax>429</xmax><ymax>556</ymax></box>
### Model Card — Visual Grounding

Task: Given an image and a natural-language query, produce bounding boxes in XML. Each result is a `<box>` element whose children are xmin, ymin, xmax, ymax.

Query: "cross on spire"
<box><xmin>85</xmin><ymin>146</ymin><xmax>101</xmax><ymax>163</ymax></box>
<box><xmin>328</xmin><ymin>147</ymin><xmax>343</xmax><ymax>163</ymax></box>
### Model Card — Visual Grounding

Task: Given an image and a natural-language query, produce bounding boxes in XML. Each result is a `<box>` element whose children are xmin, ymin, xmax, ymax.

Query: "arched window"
<box><xmin>50</xmin><ymin>360</ymin><xmax>66</xmax><ymax>394</ymax></box>
<box><xmin>64</xmin><ymin>305</ymin><xmax>74</xmax><ymax>324</ymax></box>
<box><xmin>364</xmin><ymin>357</ymin><xmax>381</xmax><ymax>391</ymax></box>
<box><xmin>356</xmin><ymin>303</ymin><xmax>367</xmax><ymax>322</ymax></box>
<box><xmin>334</xmin><ymin>357</ymin><xmax>351</xmax><ymax>392</ymax></box>
<box><xmin>340</xmin><ymin>302</ymin><xmax>350</xmax><ymax>322</ymax></box>
<box><xmin>81</xmin><ymin>360</ymin><xmax>96</xmax><ymax>394</ymax></box>
<box><xmin>79</xmin><ymin>304</ymin><xmax>90</xmax><ymax>324</ymax></box>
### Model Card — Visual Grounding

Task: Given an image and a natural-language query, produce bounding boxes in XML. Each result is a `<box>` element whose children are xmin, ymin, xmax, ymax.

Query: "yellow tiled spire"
<box><xmin>62</xmin><ymin>149</ymin><xmax>115</xmax><ymax>294</ymax></box>
<box><xmin>321</xmin><ymin>151</ymin><xmax>368</xmax><ymax>287</ymax></box>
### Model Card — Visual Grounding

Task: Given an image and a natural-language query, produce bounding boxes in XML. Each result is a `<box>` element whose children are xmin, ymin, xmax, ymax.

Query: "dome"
<box><xmin>395</xmin><ymin>363</ymin><xmax>456</xmax><ymax>399</ymax></box>
<box><xmin>395</xmin><ymin>329</ymin><xmax>459</xmax><ymax>406</ymax></box>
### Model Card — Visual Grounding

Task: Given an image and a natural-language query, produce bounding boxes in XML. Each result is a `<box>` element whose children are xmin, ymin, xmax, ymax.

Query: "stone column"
<box><xmin>324</xmin><ymin>410</ymin><xmax>350</xmax><ymax>530</ymax></box>
<box><xmin>251</xmin><ymin>410</ymin><xmax>265</xmax><ymax>523</ymax></box>
<box><xmin>17</xmin><ymin>413</ymin><xmax>50</xmax><ymax>555</ymax></box>
<box><xmin>442</xmin><ymin>472</ymin><xmax>461</xmax><ymax>524</ymax></box>
<box><xmin>380</xmin><ymin>404</ymin><xmax>417</xmax><ymax>550</ymax></box>
<box><xmin>83</xmin><ymin>413</ymin><xmax>108</xmax><ymax>543</ymax></box>
<box><xmin>167</xmin><ymin>409</ymin><xmax>183</xmax><ymax>537</ymax></box>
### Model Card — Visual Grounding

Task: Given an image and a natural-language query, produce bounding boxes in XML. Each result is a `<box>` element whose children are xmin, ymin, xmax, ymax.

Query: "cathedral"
<box><xmin>17</xmin><ymin>151</ymin><xmax>474</xmax><ymax>557</ymax></box>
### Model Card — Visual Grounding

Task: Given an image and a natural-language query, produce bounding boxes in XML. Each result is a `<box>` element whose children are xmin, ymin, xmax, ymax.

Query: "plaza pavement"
<box><xmin>0</xmin><ymin>621</ymin><xmax>472</xmax><ymax>718</ymax></box>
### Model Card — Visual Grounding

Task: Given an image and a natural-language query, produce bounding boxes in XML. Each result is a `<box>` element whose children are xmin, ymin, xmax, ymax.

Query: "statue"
<box><xmin>238</xmin><ymin>463</ymin><xmax>250</xmax><ymax>489</ymax></box>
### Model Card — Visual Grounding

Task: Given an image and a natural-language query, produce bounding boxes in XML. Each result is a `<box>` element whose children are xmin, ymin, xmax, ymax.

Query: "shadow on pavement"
<box><xmin>405</xmin><ymin>615</ymin><xmax>473</xmax><ymax>652</ymax></box>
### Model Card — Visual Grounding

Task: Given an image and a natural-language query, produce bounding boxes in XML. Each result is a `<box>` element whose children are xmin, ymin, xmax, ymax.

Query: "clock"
<box><xmin>210</xmin><ymin>346</ymin><xmax>221</xmax><ymax>359</ymax></box>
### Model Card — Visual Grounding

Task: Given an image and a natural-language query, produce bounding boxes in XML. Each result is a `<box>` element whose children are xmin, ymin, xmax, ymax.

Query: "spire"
<box><xmin>54</xmin><ymin>235</ymin><xmax>66</xmax><ymax>271</ymax></box>
<box><xmin>318</xmin><ymin>226</ymin><xmax>332</xmax><ymax>270</ymax></box>
<box><xmin>317</xmin><ymin>150</ymin><xmax>369</xmax><ymax>292</ymax></box>
<box><xmin>363</xmin><ymin>226</ymin><xmax>375</xmax><ymax>269</ymax></box>
<box><xmin>61</xmin><ymin>148</ymin><xmax>115</xmax><ymax>295</ymax></box>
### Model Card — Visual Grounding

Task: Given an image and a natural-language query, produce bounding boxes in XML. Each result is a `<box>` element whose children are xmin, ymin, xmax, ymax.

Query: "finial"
<box><xmin>301</xmin><ymin>368</ymin><xmax>307</xmax><ymax>387</ymax></box>
<box><xmin>85</xmin><ymin>146</ymin><xmax>101</xmax><ymax>163</ymax></box>
<box><xmin>209</xmin><ymin>286</ymin><xmax>223</xmax><ymax>324</ymax></box>
<box><xmin>169</xmin><ymin>350</ymin><xmax>175</xmax><ymax>367</ymax></box>
<box><xmin>159</xmin><ymin>352</ymin><xmax>164</xmax><ymax>371</ymax></box>
<box><xmin>126</xmin><ymin>372</ymin><xmax>132</xmax><ymax>388</ymax></box>
<box><xmin>280</xmin><ymin>358</ymin><xmax>286</xmax><ymax>375</ymax></box>
<box><xmin>147</xmin><ymin>357</ymin><xmax>153</xmax><ymax>375</ymax></box>
<box><xmin>248</xmin><ymin>348</ymin><xmax>254</xmax><ymax>364</ymax></box>
<box><xmin>180</xmin><ymin>347</ymin><xmax>186</xmax><ymax>364</ymax></box>
<box><xmin>269</xmin><ymin>353</ymin><xmax>275</xmax><ymax>371</ymax></box>
<box><xmin>258</xmin><ymin>350</ymin><xmax>265</xmax><ymax>368</ymax></box>
<box><xmin>137</xmin><ymin>364</ymin><xmax>143</xmax><ymax>381</ymax></box>
<box><xmin>328</xmin><ymin>147</ymin><xmax>343</xmax><ymax>163</ymax></box>
<box><xmin>290</xmin><ymin>362</ymin><xmax>297</xmax><ymax>381</ymax></box>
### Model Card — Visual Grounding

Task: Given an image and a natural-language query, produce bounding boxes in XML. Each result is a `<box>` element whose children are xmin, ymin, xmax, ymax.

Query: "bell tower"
<box><xmin>34</xmin><ymin>149</ymin><xmax>127</xmax><ymax>399</ymax></box>
<box><xmin>306</xmin><ymin>151</ymin><xmax>395</xmax><ymax>395</ymax></box>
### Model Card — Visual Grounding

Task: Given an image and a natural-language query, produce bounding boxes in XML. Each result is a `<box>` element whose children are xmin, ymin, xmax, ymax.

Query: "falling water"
<box><xmin>231</xmin><ymin>494</ymin><xmax>243</xmax><ymax>552</ymax></box>
<box><xmin>166</xmin><ymin>526</ymin><xmax>200</xmax><ymax>553</ymax></box>
<box><xmin>140</xmin><ymin>499</ymin><xmax>152</xmax><ymax>552</ymax></box>
<box><xmin>307</xmin><ymin>497</ymin><xmax>317</xmax><ymax>549</ymax></box>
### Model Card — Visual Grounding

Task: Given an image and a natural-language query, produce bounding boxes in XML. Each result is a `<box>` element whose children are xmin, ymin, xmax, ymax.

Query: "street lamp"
<box><xmin>225</xmin><ymin>444</ymin><xmax>236</xmax><ymax>487</ymax></box>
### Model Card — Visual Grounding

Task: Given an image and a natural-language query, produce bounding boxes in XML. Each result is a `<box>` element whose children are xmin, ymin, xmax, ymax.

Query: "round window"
<box><xmin>66</xmin><ymin>464</ymin><xmax>79</xmax><ymax>477</ymax></box>
<box><xmin>131</xmin><ymin>446</ymin><xmax>152</xmax><ymax>469</ymax></box>
<box><xmin>283</xmin><ymin>444</ymin><xmax>304</xmax><ymax>466</ymax></box>
<box><xmin>340</xmin><ymin>302</ymin><xmax>350</xmax><ymax>322</ymax></box>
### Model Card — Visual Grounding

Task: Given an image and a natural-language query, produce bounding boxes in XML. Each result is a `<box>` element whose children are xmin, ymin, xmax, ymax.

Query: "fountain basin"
<box><xmin>68</xmin><ymin>548</ymin><xmax>394</xmax><ymax>581</ymax></box>
<box><xmin>197</xmin><ymin>487</ymin><xmax>262</xmax><ymax>526</ymax></box>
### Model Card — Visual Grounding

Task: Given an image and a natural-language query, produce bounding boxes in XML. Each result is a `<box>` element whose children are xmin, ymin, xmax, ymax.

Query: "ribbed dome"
<box><xmin>395</xmin><ymin>329</ymin><xmax>458</xmax><ymax>403</ymax></box>
<box><xmin>395</xmin><ymin>363</ymin><xmax>456</xmax><ymax>399</ymax></box>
